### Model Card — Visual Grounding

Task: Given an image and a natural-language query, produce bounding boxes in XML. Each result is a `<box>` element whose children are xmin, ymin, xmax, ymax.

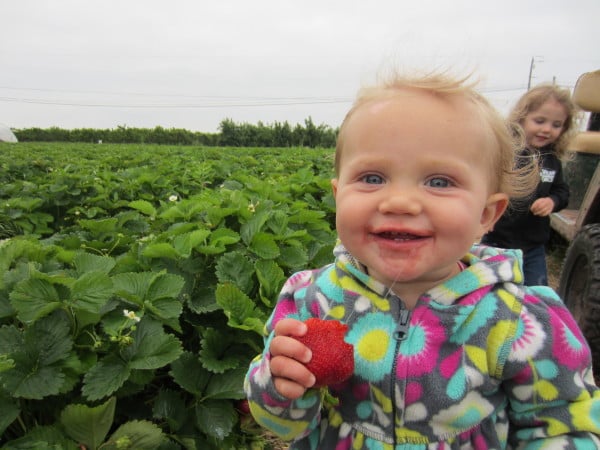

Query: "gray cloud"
<box><xmin>1</xmin><ymin>0</ymin><xmax>598</xmax><ymax>132</ymax></box>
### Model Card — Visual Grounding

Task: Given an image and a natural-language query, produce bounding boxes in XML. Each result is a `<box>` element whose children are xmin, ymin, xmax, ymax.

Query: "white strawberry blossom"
<box><xmin>123</xmin><ymin>309</ymin><xmax>141</xmax><ymax>322</ymax></box>
<box><xmin>248</xmin><ymin>201</ymin><xmax>257</xmax><ymax>213</ymax></box>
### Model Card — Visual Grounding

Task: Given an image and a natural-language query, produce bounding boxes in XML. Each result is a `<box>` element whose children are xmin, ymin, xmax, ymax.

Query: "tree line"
<box><xmin>12</xmin><ymin>117</ymin><xmax>338</xmax><ymax>148</ymax></box>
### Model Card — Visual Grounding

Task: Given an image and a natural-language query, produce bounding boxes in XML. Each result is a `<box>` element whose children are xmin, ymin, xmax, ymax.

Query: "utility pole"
<box><xmin>527</xmin><ymin>56</ymin><xmax>544</xmax><ymax>90</ymax></box>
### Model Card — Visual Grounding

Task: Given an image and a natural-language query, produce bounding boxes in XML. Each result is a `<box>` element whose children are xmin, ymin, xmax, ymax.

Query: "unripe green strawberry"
<box><xmin>296</xmin><ymin>318</ymin><xmax>354</xmax><ymax>387</ymax></box>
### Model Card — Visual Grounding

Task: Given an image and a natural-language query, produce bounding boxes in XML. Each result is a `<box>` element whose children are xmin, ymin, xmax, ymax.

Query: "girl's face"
<box><xmin>331</xmin><ymin>91</ymin><xmax>507</xmax><ymax>299</ymax></box>
<box><xmin>521</xmin><ymin>97</ymin><xmax>568</xmax><ymax>149</ymax></box>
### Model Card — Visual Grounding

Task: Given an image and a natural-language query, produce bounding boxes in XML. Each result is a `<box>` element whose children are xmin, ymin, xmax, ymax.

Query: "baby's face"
<box><xmin>331</xmin><ymin>90</ymin><xmax>507</xmax><ymax>292</ymax></box>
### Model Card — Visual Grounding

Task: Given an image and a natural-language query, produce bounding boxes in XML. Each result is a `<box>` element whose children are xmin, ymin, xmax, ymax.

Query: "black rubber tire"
<box><xmin>558</xmin><ymin>223</ymin><xmax>600</xmax><ymax>377</ymax></box>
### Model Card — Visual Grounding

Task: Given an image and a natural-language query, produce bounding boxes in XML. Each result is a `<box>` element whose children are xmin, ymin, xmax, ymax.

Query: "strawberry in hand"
<box><xmin>295</xmin><ymin>318</ymin><xmax>354</xmax><ymax>387</ymax></box>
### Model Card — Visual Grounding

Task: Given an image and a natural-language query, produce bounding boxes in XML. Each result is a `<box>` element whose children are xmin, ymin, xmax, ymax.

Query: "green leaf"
<box><xmin>209</xmin><ymin>227</ymin><xmax>240</xmax><ymax>247</ymax></box>
<box><xmin>215</xmin><ymin>283</ymin><xmax>266</xmax><ymax>334</ymax></box>
<box><xmin>3</xmin><ymin>365</ymin><xmax>65</xmax><ymax>400</ymax></box>
<box><xmin>82</xmin><ymin>355</ymin><xmax>131</xmax><ymax>401</ymax></box>
<box><xmin>60</xmin><ymin>397</ymin><xmax>116</xmax><ymax>449</ymax></box>
<box><xmin>0</xmin><ymin>291</ymin><xmax>15</xmax><ymax>319</ymax></box>
<box><xmin>10</xmin><ymin>278</ymin><xmax>62</xmax><ymax>323</ymax></box>
<box><xmin>1</xmin><ymin>314</ymin><xmax>72</xmax><ymax>399</ymax></box>
<box><xmin>73</xmin><ymin>252</ymin><xmax>116</xmax><ymax>275</ymax></box>
<box><xmin>0</xmin><ymin>395</ymin><xmax>20</xmax><ymax>436</ymax></box>
<box><xmin>0</xmin><ymin>325</ymin><xmax>21</xmax><ymax>354</ymax></box>
<box><xmin>121</xmin><ymin>319</ymin><xmax>183</xmax><ymax>370</ymax></box>
<box><xmin>142</xmin><ymin>242</ymin><xmax>179</xmax><ymax>260</ymax></box>
<box><xmin>204</xmin><ymin>366</ymin><xmax>247</xmax><ymax>400</ymax></box>
<box><xmin>108</xmin><ymin>420</ymin><xmax>165</xmax><ymax>450</ymax></box>
<box><xmin>112</xmin><ymin>272</ymin><xmax>149</xmax><ymax>303</ymax></box>
<box><xmin>266</xmin><ymin>209</ymin><xmax>289</xmax><ymax>235</ymax></box>
<box><xmin>147</xmin><ymin>273</ymin><xmax>185</xmax><ymax>302</ymax></box>
<box><xmin>145</xmin><ymin>297</ymin><xmax>182</xmax><ymax>321</ymax></box>
<box><xmin>288</xmin><ymin>208</ymin><xmax>326</xmax><ymax>224</ymax></box>
<box><xmin>128</xmin><ymin>200</ymin><xmax>157</xmax><ymax>217</ymax></box>
<box><xmin>196</xmin><ymin>227</ymin><xmax>240</xmax><ymax>255</ymax></box>
<box><xmin>249</xmin><ymin>232</ymin><xmax>280</xmax><ymax>259</ymax></box>
<box><xmin>169</xmin><ymin>351</ymin><xmax>211</xmax><ymax>395</ymax></box>
<box><xmin>255</xmin><ymin>259</ymin><xmax>286</xmax><ymax>305</ymax></box>
<box><xmin>278</xmin><ymin>245</ymin><xmax>309</xmax><ymax>270</ymax></box>
<box><xmin>172</xmin><ymin>229</ymin><xmax>211</xmax><ymax>257</ymax></box>
<box><xmin>0</xmin><ymin>354</ymin><xmax>15</xmax><ymax>373</ymax></box>
<box><xmin>28</xmin><ymin>314</ymin><xmax>73</xmax><ymax>366</ymax></box>
<box><xmin>195</xmin><ymin>399</ymin><xmax>236</xmax><ymax>440</ymax></box>
<box><xmin>159</xmin><ymin>200</ymin><xmax>205</xmax><ymax>222</ymax></box>
<box><xmin>240</xmin><ymin>210</ymin><xmax>269</xmax><ymax>245</ymax></box>
<box><xmin>5</xmin><ymin>425</ymin><xmax>79</xmax><ymax>450</ymax></box>
<box><xmin>187</xmin><ymin>276</ymin><xmax>220</xmax><ymax>314</ymax></box>
<box><xmin>205</xmin><ymin>206</ymin><xmax>237</xmax><ymax>228</ymax></box>
<box><xmin>199</xmin><ymin>328</ymin><xmax>239</xmax><ymax>374</ymax></box>
<box><xmin>214</xmin><ymin>251</ymin><xmax>254</xmax><ymax>293</ymax></box>
<box><xmin>78</xmin><ymin>217</ymin><xmax>118</xmax><ymax>233</ymax></box>
<box><xmin>152</xmin><ymin>389</ymin><xmax>186</xmax><ymax>432</ymax></box>
<box><xmin>69</xmin><ymin>271</ymin><xmax>114</xmax><ymax>313</ymax></box>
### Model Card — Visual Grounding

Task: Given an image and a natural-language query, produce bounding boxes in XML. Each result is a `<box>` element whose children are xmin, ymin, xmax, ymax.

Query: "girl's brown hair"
<box><xmin>508</xmin><ymin>84</ymin><xmax>579</xmax><ymax>160</ymax></box>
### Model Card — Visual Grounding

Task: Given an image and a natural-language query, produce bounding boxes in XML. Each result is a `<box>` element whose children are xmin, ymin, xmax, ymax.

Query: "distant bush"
<box><xmin>14</xmin><ymin>117</ymin><xmax>338</xmax><ymax>148</ymax></box>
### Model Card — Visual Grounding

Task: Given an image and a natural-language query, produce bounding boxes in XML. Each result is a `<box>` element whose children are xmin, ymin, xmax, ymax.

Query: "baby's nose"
<box><xmin>378</xmin><ymin>188</ymin><xmax>422</xmax><ymax>215</ymax></box>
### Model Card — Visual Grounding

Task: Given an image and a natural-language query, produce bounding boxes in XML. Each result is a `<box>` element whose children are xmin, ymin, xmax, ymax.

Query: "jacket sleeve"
<box><xmin>549</xmin><ymin>159</ymin><xmax>570</xmax><ymax>212</ymax></box>
<box><xmin>243</xmin><ymin>270</ymin><xmax>324</xmax><ymax>442</ymax></box>
<box><xmin>502</xmin><ymin>286</ymin><xmax>600</xmax><ymax>449</ymax></box>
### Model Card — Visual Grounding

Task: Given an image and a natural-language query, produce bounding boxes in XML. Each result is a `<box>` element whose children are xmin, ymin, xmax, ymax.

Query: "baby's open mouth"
<box><xmin>377</xmin><ymin>231</ymin><xmax>423</xmax><ymax>241</ymax></box>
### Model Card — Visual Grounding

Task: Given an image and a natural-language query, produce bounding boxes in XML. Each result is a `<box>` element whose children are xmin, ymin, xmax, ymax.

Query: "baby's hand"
<box><xmin>269</xmin><ymin>318</ymin><xmax>316</xmax><ymax>399</ymax></box>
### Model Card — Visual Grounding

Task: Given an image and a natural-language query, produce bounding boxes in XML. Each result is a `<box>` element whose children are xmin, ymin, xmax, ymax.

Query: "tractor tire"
<box><xmin>558</xmin><ymin>223</ymin><xmax>600</xmax><ymax>378</ymax></box>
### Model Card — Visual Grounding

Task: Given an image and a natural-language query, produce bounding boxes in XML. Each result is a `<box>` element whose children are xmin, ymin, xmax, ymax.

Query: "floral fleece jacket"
<box><xmin>244</xmin><ymin>243</ymin><xmax>600</xmax><ymax>449</ymax></box>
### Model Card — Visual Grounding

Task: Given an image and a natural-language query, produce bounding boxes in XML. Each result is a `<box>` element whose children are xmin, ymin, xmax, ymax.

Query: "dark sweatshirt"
<box><xmin>482</xmin><ymin>145</ymin><xmax>569</xmax><ymax>250</ymax></box>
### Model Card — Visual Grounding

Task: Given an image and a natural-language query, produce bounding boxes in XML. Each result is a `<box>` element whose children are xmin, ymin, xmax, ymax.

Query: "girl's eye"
<box><xmin>362</xmin><ymin>174</ymin><xmax>384</xmax><ymax>184</ymax></box>
<box><xmin>426</xmin><ymin>177</ymin><xmax>451</xmax><ymax>188</ymax></box>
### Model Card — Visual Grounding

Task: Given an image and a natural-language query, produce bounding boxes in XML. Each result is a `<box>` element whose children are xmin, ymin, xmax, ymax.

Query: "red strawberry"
<box><xmin>236</xmin><ymin>399</ymin><xmax>251</xmax><ymax>415</ymax></box>
<box><xmin>295</xmin><ymin>318</ymin><xmax>354</xmax><ymax>387</ymax></box>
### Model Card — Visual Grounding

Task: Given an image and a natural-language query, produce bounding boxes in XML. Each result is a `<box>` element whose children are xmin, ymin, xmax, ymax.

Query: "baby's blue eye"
<box><xmin>362</xmin><ymin>174</ymin><xmax>384</xmax><ymax>184</ymax></box>
<box><xmin>427</xmin><ymin>177</ymin><xmax>451</xmax><ymax>188</ymax></box>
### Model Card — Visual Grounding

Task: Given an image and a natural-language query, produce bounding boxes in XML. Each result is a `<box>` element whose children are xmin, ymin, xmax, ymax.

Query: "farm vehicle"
<box><xmin>549</xmin><ymin>69</ymin><xmax>600</xmax><ymax>376</ymax></box>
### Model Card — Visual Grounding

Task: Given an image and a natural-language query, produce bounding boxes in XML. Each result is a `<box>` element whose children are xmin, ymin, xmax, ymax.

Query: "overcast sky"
<box><xmin>1</xmin><ymin>0</ymin><xmax>599</xmax><ymax>133</ymax></box>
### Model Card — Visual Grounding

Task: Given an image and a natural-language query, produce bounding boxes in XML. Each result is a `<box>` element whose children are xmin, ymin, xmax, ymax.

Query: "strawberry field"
<box><xmin>0</xmin><ymin>142</ymin><xmax>337</xmax><ymax>449</ymax></box>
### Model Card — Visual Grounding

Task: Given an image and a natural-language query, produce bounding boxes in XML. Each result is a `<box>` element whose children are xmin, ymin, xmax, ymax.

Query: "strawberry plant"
<box><xmin>0</xmin><ymin>142</ymin><xmax>336</xmax><ymax>449</ymax></box>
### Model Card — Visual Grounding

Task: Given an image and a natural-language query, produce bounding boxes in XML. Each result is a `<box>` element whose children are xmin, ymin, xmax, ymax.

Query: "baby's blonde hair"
<box><xmin>335</xmin><ymin>70</ymin><xmax>538</xmax><ymax>200</ymax></box>
<box><xmin>508</xmin><ymin>84</ymin><xmax>579</xmax><ymax>160</ymax></box>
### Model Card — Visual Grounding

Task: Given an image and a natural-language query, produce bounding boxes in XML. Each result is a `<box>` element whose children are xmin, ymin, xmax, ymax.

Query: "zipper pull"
<box><xmin>393</xmin><ymin>309</ymin><xmax>410</xmax><ymax>341</ymax></box>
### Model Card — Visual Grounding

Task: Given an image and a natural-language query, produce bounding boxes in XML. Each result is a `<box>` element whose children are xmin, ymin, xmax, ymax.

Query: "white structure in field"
<box><xmin>0</xmin><ymin>123</ymin><xmax>18</xmax><ymax>142</ymax></box>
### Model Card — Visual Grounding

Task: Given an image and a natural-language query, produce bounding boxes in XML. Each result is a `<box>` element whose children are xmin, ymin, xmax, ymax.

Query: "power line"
<box><xmin>0</xmin><ymin>83</ymin><xmax>574</xmax><ymax>110</ymax></box>
<box><xmin>0</xmin><ymin>95</ymin><xmax>352</xmax><ymax>108</ymax></box>
<box><xmin>0</xmin><ymin>85</ymin><xmax>350</xmax><ymax>102</ymax></box>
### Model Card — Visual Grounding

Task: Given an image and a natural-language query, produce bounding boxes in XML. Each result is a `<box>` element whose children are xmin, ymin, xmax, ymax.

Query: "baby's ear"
<box><xmin>331</xmin><ymin>179</ymin><xmax>338</xmax><ymax>197</ymax></box>
<box><xmin>479</xmin><ymin>193</ymin><xmax>509</xmax><ymax>235</ymax></box>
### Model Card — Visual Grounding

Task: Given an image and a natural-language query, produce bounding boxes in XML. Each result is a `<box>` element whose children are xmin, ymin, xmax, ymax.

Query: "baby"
<box><xmin>244</xmin><ymin>70</ymin><xmax>600</xmax><ymax>449</ymax></box>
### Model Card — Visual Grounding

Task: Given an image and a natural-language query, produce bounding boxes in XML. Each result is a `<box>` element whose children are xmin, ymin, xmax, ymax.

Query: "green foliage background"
<box><xmin>0</xmin><ymin>142</ymin><xmax>337</xmax><ymax>449</ymax></box>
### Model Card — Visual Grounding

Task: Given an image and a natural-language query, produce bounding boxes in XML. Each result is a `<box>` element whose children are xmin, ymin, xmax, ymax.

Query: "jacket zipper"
<box><xmin>390</xmin><ymin>306</ymin><xmax>410</xmax><ymax>447</ymax></box>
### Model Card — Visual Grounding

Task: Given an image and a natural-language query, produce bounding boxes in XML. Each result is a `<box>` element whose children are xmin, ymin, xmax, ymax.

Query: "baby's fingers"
<box><xmin>271</xmin><ymin>355</ymin><xmax>316</xmax><ymax>398</ymax></box>
<box><xmin>273</xmin><ymin>377</ymin><xmax>310</xmax><ymax>400</ymax></box>
<box><xmin>270</xmin><ymin>335</ymin><xmax>312</xmax><ymax>364</ymax></box>
<box><xmin>274</xmin><ymin>318</ymin><xmax>307</xmax><ymax>337</ymax></box>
